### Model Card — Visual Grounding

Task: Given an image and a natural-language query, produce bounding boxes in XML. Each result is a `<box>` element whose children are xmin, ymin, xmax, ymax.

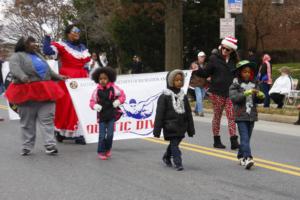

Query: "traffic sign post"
<box><xmin>228</xmin><ymin>0</ymin><xmax>243</xmax><ymax>14</ymax></box>
<box><xmin>220</xmin><ymin>18</ymin><xmax>235</xmax><ymax>39</ymax></box>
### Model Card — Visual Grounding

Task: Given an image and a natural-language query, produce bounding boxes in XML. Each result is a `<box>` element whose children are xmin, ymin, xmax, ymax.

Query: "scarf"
<box><xmin>163</xmin><ymin>89</ymin><xmax>185</xmax><ymax>114</ymax></box>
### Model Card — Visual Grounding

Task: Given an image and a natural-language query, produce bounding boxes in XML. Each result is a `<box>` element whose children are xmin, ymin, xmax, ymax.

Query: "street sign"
<box><xmin>220</xmin><ymin>18</ymin><xmax>235</xmax><ymax>39</ymax></box>
<box><xmin>228</xmin><ymin>0</ymin><xmax>243</xmax><ymax>14</ymax></box>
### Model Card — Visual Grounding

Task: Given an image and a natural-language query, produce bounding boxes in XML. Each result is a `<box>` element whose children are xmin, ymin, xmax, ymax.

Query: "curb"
<box><xmin>203</xmin><ymin>108</ymin><xmax>298</xmax><ymax>124</ymax></box>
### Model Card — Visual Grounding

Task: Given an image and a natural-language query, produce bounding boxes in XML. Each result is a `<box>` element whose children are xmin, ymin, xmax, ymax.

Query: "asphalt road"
<box><xmin>0</xmin><ymin>98</ymin><xmax>299</xmax><ymax>200</ymax></box>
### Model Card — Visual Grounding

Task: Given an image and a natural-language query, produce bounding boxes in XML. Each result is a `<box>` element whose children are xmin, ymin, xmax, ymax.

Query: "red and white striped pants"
<box><xmin>209</xmin><ymin>93</ymin><xmax>236</xmax><ymax>136</ymax></box>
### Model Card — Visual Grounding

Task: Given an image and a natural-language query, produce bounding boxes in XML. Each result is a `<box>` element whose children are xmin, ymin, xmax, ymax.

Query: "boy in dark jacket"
<box><xmin>229</xmin><ymin>60</ymin><xmax>265</xmax><ymax>170</ymax></box>
<box><xmin>153</xmin><ymin>69</ymin><xmax>195</xmax><ymax>171</ymax></box>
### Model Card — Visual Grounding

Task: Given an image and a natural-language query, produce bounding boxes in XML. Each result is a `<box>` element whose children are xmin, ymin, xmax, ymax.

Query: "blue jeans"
<box><xmin>260</xmin><ymin>83</ymin><xmax>270</xmax><ymax>107</ymax></box>
<box><xmin>0</xmin><ymin>83</ymin><xmax>4</xmax><ymax>95</ymax></box>
<box><xmin>195</xmin><ymin>87</ymin><xmax>205</xmax><ymax>113</ymax></box>
<box><xmin>237</xmin><ymin>121</ymin><xmax>254</xmax><ymax>159</ymax></box>
<box><xmin>98</xmin><ymin>119</ymin><xmax>115</xmax><ymax>153</ymax></box>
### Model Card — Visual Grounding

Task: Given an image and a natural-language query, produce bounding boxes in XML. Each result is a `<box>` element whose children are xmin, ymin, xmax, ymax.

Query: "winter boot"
<box><xmin>75</xmin><ymin>136</ymin><xmax>86</xmax><ymax>145</ymax></box>
<box><xmin>55</xmin><ymin>131</ymin><xmax>65</xmax><ymax>143</ymax></box>
<box><xmin>230</xmin><ymin>135</ymin><xmax>240</xmax><ymax>150</ymax></box>
<box><xmin>294</xmin><ymin>112</ymin><xmax>300</xmax><ymax>125</ymax></box>
<box><xmin>213</xmin><ymin>136</ymin><xmax>226</xmax><ymax>149</ymax></box>
<box><xmin>162</xmin><ymin>154</ymin><xmax>172</xmax><ymax>167</ymax></box>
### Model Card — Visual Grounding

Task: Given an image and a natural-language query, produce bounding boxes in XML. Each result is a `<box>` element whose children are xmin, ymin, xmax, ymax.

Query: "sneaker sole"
<box><xmin>245</xmin><ymin>162</ymin><xmax>254</xmax><ymax>170</ymax></box>
<box><xmin>21</xmin><ymin>152</ymin><xmax>31</xmax><ymax>156</ymax></box>
<box><xmin>45</xmin><ymin>150</ymin><xmax>58</xmax><ymax>155</ymax></box>
<box><xmin>176</xmin><ymin>167</ymin><xmax>184</xmax><ymax>171</ymax></box>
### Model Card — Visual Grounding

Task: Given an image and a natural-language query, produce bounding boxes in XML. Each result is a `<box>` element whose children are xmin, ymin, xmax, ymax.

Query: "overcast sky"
<box><xmin>0</xmin><ymin>0</ymin><xmax>13</xmax><ymax>23</ymax></box>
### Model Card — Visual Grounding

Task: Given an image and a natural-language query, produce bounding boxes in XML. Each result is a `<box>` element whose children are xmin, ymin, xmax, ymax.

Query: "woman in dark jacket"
<box><xmin>194</xmin><ymin>36</ymin><xmax>240</xmax><ymax>149</ymax></box>
<box><xmin>153</xmin><ymin>69</ymin><xmax>195</xmax><ymax>171</ymax></box>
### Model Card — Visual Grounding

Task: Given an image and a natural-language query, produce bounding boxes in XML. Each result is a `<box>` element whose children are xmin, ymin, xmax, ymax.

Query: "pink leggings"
<box><xmin>209</xmin><ymin>93</ymin><xmax>236</xmax><ymax>136</ymax></box>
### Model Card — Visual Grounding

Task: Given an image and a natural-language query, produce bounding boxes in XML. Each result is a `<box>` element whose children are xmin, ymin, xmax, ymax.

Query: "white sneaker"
<box><xmin>244</xmin><ymin>157</ymin><xmax>254</xmax><ymax>170</ymax></box>
<box><xmin>239</xmin><ymin>158</ymin><xmax>246</xmax><ymax>166</ymax></box>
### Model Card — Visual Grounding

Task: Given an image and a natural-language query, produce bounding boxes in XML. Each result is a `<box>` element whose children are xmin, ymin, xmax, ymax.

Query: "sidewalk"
<box><xmin>203</xmin><ymin>108</ymin><xmax>298</xmax><ymax>124</ymax></box>
<box><xmin>194</xmin><ymin>111</ymin><xmax>299</xmax><ymax>137</ymax></box>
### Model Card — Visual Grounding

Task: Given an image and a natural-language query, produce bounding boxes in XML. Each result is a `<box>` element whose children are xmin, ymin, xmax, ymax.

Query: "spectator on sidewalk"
<box><xmin>247</xmin><ymin>48</ymin><xmax>259</xmax><ymax>76</ymax></box>
<box><xmin>194</xmin><ymin>36</ymin><xmax>240</xmax><ymax>150</ymax></box>
<box><xmin>294</xmin><ymin>105</ymin><xmax>300</xmax><ymax>125</ymax></box>
<box><xmin>269</xmin><ymin>67</ymin><xmax>293</xmax><ymax>109</ymax></box>
<box><xmin>87</xmin><ymin>52</ymin><xmax>101</xmax><ymax>75</ymax></box>
<box><xmin>99</xmin><ymin>52</ymin><xmax>108</xmax><ymax>67</ymax></box>
<box><xmin>0</xmin><ymin>58</ymin><xmax>5</xmax><ymax>95</ymax></box>
<box><xmin>190</xmin><ymin>51</ymin><xmax>207</xmax><ymax>117</ymax></box>
<box><xmin>131</xmin><ymin>55</ymin><xmax>144</xmax><ymax>74</ymax></box>
<box><xmin>294</xmin><ymin>82</ymin><xmax>300</xmax><ymax>125</ymax></box>
<box><xmin>257</xmin><ymin>54</ymin><xmax>272</xmax><ymax>108</ymax></box>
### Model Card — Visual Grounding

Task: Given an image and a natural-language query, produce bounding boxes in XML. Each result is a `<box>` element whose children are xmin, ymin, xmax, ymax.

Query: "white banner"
<box><xmin>66</xmin><ymin>71</ymin><xmax>192</xmax><ymax>143</ymax></box>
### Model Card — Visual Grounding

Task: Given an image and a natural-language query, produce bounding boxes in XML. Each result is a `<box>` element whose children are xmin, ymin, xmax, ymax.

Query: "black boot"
<box><xmin>55</xmin><ymin>131</ymin><xmax>65</xmax><ymax>143</ymax></box>
<box><xmin>213</xmin><ymin>136</ymin><xmax>226</xmax><ymax>149</ymax></box>
<box><xmin>294</xmin><ymin>112</ymin><xmax>300</xmax><ymax>125</ymax></box>
<box><xmin>230</xmin><ymin>135</ymin><xmax>240</xmax><ymax>150</ymax></box>
<box><xmin>75</xmin><ymin>136</ymin><xmax>86</xmax><ymax>145</ymax></box>
<box><xmin>162</xmin><ymin>154</ymin><xmax>172</xmax><ymax>167</ymax></box>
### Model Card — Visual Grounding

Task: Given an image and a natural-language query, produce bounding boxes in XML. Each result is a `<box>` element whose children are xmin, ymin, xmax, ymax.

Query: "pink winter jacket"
<box><xmin>89</xmin><ymin>82</ymin><xmax>126</xmax><ymax>110</ymax></box>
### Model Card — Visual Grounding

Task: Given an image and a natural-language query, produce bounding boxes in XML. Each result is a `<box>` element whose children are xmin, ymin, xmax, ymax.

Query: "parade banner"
<box><xmin>66</xmin><ymin>71</ymin><xmax>192</xmax><ymax>143</ymax></box>
<box><xmin>2</xmin><ymin>61</ymin><xmax>59</xmax><ymax>120</ymax></box>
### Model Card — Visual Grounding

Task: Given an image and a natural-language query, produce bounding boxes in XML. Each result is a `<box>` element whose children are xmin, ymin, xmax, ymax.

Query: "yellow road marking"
<box><xmin>179</xmin><ymin>140</ymin><xmax>300</xmax><ymax>172</ymax></box>
<box><xmin>143</xmin><ymin>137</ymin><xmax>300</xmax><ymax>177</ymax></box>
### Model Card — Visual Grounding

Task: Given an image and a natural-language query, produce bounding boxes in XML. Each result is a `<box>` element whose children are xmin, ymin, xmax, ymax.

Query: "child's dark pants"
<box><xmin>165</xmin><ymin>137</ymin><xmax>183</xmax><ymax>167</ymax></box>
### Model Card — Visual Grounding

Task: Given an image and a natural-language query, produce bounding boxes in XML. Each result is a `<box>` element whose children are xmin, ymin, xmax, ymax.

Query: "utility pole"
<box><xmin>220</xmin><ymin>0</ymin><xmax>235</xmax><ymax>38</ymax></box>
<box><xmin>224</xmin><ymin>0</ymin><xmax>231</xmax><ymax>19</ymax></box>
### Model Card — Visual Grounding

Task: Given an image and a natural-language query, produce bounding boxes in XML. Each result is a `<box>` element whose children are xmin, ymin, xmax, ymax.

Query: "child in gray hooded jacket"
<box><xmin>153</xmin><ymin>69</ymin><xmax>195</xmax><ymax>171</ymax></box>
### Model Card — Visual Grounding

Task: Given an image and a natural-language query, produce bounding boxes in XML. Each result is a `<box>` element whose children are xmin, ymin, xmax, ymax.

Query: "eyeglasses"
<box><xmin>222</xmin><ymin>46</ymin><xmax>232</xmax><ymax>52</ymax></box>
<box><xmin>71</xmin><ymin>27</ymin><xmax>81</xmax><ymax>34</ymax></box>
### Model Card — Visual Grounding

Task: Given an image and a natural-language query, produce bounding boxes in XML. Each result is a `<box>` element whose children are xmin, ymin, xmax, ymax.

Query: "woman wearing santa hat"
<box><xmin>194</xmin><ymin>36</ymin><xmax>240</xmax><ymax>150</ymax></box>
<box><xmin>42</xmin><ymin>24</ymin><xmax>91</xmax><ymax>144</ymax></box>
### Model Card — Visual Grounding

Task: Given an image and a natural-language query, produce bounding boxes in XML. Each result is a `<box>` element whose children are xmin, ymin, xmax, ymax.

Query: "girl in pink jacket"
<box><xmin>90</xmin><ymin>67</ymin><xmax>126</xmax><ymax>160</ymax></box>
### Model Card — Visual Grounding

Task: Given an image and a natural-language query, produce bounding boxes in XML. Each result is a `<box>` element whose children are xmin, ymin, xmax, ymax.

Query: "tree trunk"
<box><xmin>164</xmin><ymin>0</ymin><xmax>183</xmax><ymax>71</ymax></box>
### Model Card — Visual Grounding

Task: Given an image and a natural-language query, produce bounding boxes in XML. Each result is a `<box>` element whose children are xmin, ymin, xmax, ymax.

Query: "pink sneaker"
<box><xmin>98</xmin><ymin>153</ymin><xmax>107</xmax><ymax>160</ymax></box>
<box><xmin>105</xmin><ymin>150</ymin><xmax>112</xmax><ymax>158</ymax></box>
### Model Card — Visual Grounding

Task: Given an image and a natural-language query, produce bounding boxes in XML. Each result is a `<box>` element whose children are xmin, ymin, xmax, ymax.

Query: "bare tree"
<box><xmin>74</xmin><ymin>0</ymin><xmax>123</xmax><ymax>47</ymax></box>
<box><xmin>164</xmin><ymin>0</ymin><xmax>183</xmax><ymax>70</ymax></box>
<box><xmin>243</xmin><ymin>0</ymin><xmax>273</xmax><ymax>51</ymax></box>
<box><xmin>1</xmin><ymin>0</ymin><xmax>75</xmax><ymax>43</ymax></box>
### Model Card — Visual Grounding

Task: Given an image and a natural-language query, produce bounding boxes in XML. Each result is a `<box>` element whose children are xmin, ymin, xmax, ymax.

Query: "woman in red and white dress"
<box><xmin>43</xmin><ymin>24</ymin><xmax>90</xmax><ymax>144</ymax></box>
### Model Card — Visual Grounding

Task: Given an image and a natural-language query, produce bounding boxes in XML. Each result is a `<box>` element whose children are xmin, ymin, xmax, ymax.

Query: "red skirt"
<box><xmin>5</xmin><ymin>81</ymin><xmax>65</xmax><ymax>104</ymax></box>
<box><xmin>54</xmin><ymin>67</ymin><xmax>88</xmax><ymax>132</ymax></box>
